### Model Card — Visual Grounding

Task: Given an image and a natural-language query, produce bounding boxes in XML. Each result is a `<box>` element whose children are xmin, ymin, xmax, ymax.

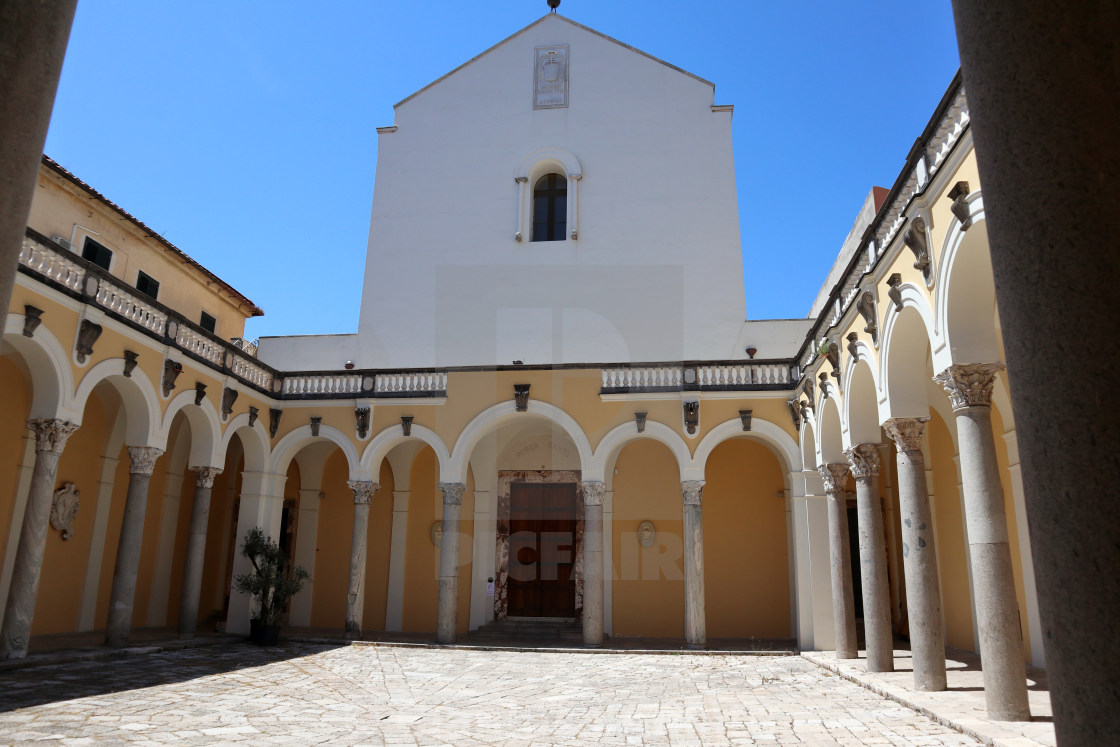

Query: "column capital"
<box><xmin>933</xmin><ymin>363</ymin><xmax>1005</xmax><ymax>410</ymax></box>
<box><xmin>438</xmin><ymin>482</ymin><xmax>466</xmax><ymax>506</ymax></box>
<box><xmin>581</xmin><ymin>481</ymin><xmax>606</xmax><ymax>506</ymax></box>
<box><xmin>883</xmin><ymin>417</ymin><xmax>929</xmax><ymax>454</ymax></box>
<box><xmin>844</xmin><ymin>443</ymin><xmax>882</xmax><ymax>478</ymax></box>
<box><xmin>126</xmin><ymin>446</ymin><xmax>164</xmax><ymax>476</ymax></box>
<box><xmin>681</xmin><ymin>480</ymin><xmax>705</xmax><ymax>506</ymax></box>
<box><xmin>347</xmin><ymin>480</ymin><xmax>380</xmax><ymax>505</ymax></box>
<box><xmin>818</xmin><ymin>463</ymin><xmax>849</xmax><ymax>493</ymax></box>
<box><xmin>190</xmin><ymin>466</ymin><xmax>222</xmax><ymax>489</ymax></box>
<box><xmin>26</xmin><ymin>418</ymin><xmax>79</xmax><ymax>455</ymax></box>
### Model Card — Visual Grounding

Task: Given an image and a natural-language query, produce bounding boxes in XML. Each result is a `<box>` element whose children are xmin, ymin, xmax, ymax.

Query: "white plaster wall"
<box><xmin>357</xmin><ymin>15</ymin><xmax>745</xmax><ymax>368</ymax></box>
<box><xmin>256</xmin><ymin>333</ymin><xmax>359</xmax><ymax>371</ymax></box>
<box><xmin>734</xmin><ymin>319</ymin><xmax>815</xmax><ymax>360</ymax></box>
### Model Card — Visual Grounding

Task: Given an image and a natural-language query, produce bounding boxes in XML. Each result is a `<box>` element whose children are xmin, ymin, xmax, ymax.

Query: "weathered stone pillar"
<box><xmin>884</xmin><ymin>418</ymin><xmax>947</xmax><ymax>691</ymax></box>
<box><xmin>105</xmin><ymin>446</ymin><xmax>164</xmax><ymax>648</ymax></box>
<box><xmin>819</xmin><ymin>463</ymin><xmax>857</xmax><ymax>659</ymax></box>
<box><xmin>177</xmin><ymin>466</ymin><xmax>222</xmax><ymax>638</ymax></box>
<box><xmin>0</xmin><ymin>0</ymin><xmax>78</xmax><ymax>336</ymax></box>
<box><xmin>581</xmin><ymin>481</ymin><xmax>606</xmax><ymax>646</ymax></box>
<box><xmin>681</xmin><ymin>480</ymin><xmax>706</xmax><ymax>648</ymax></box>
<box><xmin>935</xmin><ymin>364</ymin><xmax>1030</xmax><ymax>721</ymax></box>
<box><xmin>845</xmin><ymin>444</ymin><xmax>894</xmax><ymax>673</ymax></box>
<box><xmin>0</xmin><ymin>419</ymin><xmax>79</xmax><ymax>658</ymax></box>
<box><xmin>345</xmin><ymin>480</ymin><xmax>379</xmax><ymax>638</ymax></box>
<box><xmin>435</xmin><ymin>482</ymin><xmax>465</xmax><ymax>644</ymax></box>
<box><xmin>949</xmin><ymin>5</ymin><xmax>1118</xmax><ymax>738</ymax></box>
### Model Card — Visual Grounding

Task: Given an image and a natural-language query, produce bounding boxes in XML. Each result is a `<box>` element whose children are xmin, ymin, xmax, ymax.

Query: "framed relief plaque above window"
<box><xmin>534</xmin><ymin>45</ymin><xmax>569</xmax><ymax>109</ymax></box>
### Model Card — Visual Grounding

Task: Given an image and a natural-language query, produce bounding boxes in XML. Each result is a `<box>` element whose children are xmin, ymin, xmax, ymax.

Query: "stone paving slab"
<box><xmin>802</xmin><ymin>648</ymin><xmax>1054</xmax><ymax>747</ymax></box>
<box><xmin>0</xmin><ymin>642</ymin><xmax>981</xmax><ymax>745</ymax></box>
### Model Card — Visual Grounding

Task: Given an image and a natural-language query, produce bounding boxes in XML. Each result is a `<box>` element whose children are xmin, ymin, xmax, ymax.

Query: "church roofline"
<box><xmin>393</xmin><ymin>13</ymin><xmax>714</xmax><ymax>110</ymax></box>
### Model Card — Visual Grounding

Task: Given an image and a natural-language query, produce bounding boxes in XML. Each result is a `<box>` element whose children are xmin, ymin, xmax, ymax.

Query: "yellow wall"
<box><xmin>611</xmin><ymin>439</ymin><xmax>684</xmax><ymax>638</ymax></box>
<box><xmin>32</xmin><ymin>388</ymin><xmax>110</xmax><ymax>634</ymax></box>
<box><xmin>27</xmin><ymin>167</ymin><xmax>255</xmax><ymax>338</ymax></box>
<box><xmin>402</xmin><ymin>447</ymin><xmax>440</xmax><ymax>632</ymax></box>
<box><xmin>310</xmin><ymin>451</ymin><xmax>350</xmax><ymax>628</ymax></box>
<box><xmin>929</xmin><ymin>410</ymin><xmax>975</xmax><ymax>652</ymax></box>
<box><xmin>0</xmin><ymin>357</ymin><xmax>31</xmax><ymax>578</ymax></box>
<box><xmin>703</xmin><ymin>438</ymin><xmax>791</xmax><ymax>639</ymax></box>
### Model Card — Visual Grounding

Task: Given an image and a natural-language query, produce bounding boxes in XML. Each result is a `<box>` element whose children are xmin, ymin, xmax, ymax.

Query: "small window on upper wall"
<box><xmin>136</xmin><ymin>270</ymin><xmax>160</xmax><ymax>301</ymax></box>
<box><xmin>81</xmin><ymin>237</ymin><xmax>113</xmax><ymax>271</ymax></box>
<box><xmin>200</xmin><ymin>311</ymin><xmax>217</xmax><ymax>334</ymax></box>
<box><xmin>532</xmin><ymin>173</ymin><xmax>567</xmax><ymax>242</ymax></box>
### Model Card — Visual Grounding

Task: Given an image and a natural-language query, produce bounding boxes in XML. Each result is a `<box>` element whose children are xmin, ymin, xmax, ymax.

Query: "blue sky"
<box><xmin>43</xmin><ymin>1</ymin><xmax>961</xmax><ymax>340</ymax></box>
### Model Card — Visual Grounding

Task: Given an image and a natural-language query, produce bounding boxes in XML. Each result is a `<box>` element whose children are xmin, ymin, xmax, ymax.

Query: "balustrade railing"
<box><xmin>601</xmin><ymin>361</ymin><xmax>793</xmax><ymax>393</ymax></box>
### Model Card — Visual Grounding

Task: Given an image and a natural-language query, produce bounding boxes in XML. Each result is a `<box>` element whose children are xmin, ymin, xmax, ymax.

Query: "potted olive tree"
<box><xmin>234</xmin><ymin>527</ymin><xmax>309</xmax><ymax>645</ymax></box>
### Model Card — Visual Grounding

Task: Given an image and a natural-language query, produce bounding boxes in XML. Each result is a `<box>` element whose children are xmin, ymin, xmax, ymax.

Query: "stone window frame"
<box><xmin>514</xmin><ymin>147</ymin><xmax>582</xmax><ymax>244</ymax></box>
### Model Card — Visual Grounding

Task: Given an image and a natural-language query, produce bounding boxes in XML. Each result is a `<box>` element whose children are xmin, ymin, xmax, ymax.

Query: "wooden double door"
<box><xmin>507</xmin><ymin>482</ymin><xmax>577</xmax><ymax>617</ymax></box>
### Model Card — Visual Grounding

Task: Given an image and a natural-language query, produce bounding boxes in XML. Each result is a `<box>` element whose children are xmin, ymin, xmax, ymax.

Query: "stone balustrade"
<box><xmin>281</xmin><ymin>374</ymin><xmax>364</xmax><ymax>397</ymax></box>
<box><xmin>375</xmin><ymin>372</ymin><xmax>447</xmax><ymax>396</ymax></box>
<box><xmin>601</xmin><ymin>362</ymin><xmax>792</xmax><ymax>393</ymax></box>
<box><xmin>176</xmin><ymin>324</ymin><xmax>224</xmax><ymax>366</ymax></box>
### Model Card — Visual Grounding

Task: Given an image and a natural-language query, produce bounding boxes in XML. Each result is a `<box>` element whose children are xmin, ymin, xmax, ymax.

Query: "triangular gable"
<box><xmin>394</xmin><ymin>13</ymin><xmax>714</xmax><ymax>109</ymax></box>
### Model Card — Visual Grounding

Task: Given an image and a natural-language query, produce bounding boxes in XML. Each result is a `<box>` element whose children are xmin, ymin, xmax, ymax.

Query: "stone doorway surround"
<box><xmin>495</xmin><ymin>470</ymin><xmax>583</xmax><ymax>621</ymax></box>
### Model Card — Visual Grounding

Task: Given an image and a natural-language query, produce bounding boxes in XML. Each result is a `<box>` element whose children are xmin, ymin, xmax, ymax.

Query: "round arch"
<box><xmin>880</xmin><ymin>300</ymin><xmax>937</xmax><ymax>421</ymax></box>
<box><xmin>359</xmin><ymin>422</ymin><xmax>451</xmax><ymax>479</ymax></box>
<box><xmin>2</xmin><ymin>314</ymin><xmax>75</xmax><ymax>420</ymax></box>
<box><xmin>515</xmin><ymin>146</ymin><xmax>582</xmax><ymax>181</ymax></box>
<box><xmin>269</xmin><ymin>424</ymin><xmax>361</xmax><ymax>480</ymax></box>
<box><xmin>692</xmin><ymin>416</ymin><xmax>802</xmax><ymax>480</ymax></box>
<box><xmin>842</xmin><ymin>357</ymin><xmax>881</xmax><ymax>447</ymax></box>
<box><xmin>219</xmin><ymin>412</ymin><xmax>270</xmax><ymax>474</ymax></box>
<box><xmin>448</xmin><ymin>400</ymin><xmax>592</xmax><ymax>484</ymax></box>
<box><xmin>159</xmin><ymin>389</ymin><xmax>223</xmax><ymax>467</ymax></box>
<box><xmin>588</xmin><ymin>419</ymin><xmax>692</xmax><ymax>484</ymax></box>
<box><xmin>72</xmin><ymin>357</ymin><xmax>161</xmax><ymax>447</ymax></box>
<box><xmin>934</xmin><ymin>191</ymin><xmax>998</xmax><ymax>368</ymax></box>
<box><xmin>816</xmin><ymin>396</ymin><xmax>845</xmax><ymax>465</ymax></box>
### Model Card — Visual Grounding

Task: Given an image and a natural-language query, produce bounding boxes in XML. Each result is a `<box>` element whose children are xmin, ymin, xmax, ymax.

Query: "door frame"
<box><xmin>495</xmin><ymin>470</ymin><xmax>583</xmax><ymax>620</ymax></box>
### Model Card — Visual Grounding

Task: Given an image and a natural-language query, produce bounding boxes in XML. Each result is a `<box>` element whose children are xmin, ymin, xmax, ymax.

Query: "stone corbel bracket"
<box><xmin>75</xmin><ymin>319</ymin><xmax>103</xmax><ymax>364</ymax></box>
<box><xmin>194</xmin><ymin>382</ymin><xmax>207</xmax><ymax>406</ymax></box>
<box><xmin>220</xmin><ymin>387</ymin><xmax>238</xmax><ymax>421</ymax></box>
<box><xmin>248</xmin><ymin>406</ymin><xmax>259</xmax><ymax>428</ymax></box>
<box><xmin>738</xmin><ymin>409</ymin><xmax>752</xmax><ymax>432</ymax></box>
<box><xmin>22</xmin><ymin>305</ymin><xmax>43</xmax><ymax>338</ymax></box>
<box><xmin>514</xmin><ymin>384</ymin><xmax>531</xmax><ymax>412</ymax></box>
<box><xmin>846</xmin><ymin>332</ymin><xmax>860</xmax><ymax>362</ymax></box>
<box><xmin>161</xmin><ymin>359</ymin><xmax>183</xmax><ymax>397</ymax></box>
<box><xmin>400</xmin><ymin>415</ymin><xmax>413</xmax><ymax>436</ymax></box>
<box><xmin>785</xmin><ymin>398</ymin><xmax>802</xmax><ymax>431</ymax></box>
<box><xmin>886</xmin><ymin>273</ymin><xmax>904</xmax><ymax>312</ymax></box>
<box><xmin>268</xmin><ymin>408</ymin><xmax>283</xmax><ymax>438</ymax></box>
<box><xmin>355</xmin><ymin>407</ymin><xmax>371</xmax><ymax>440</ymax></box>
<box><xmin>683</xmin><ymin>400</ymin><xmax>699</xmax><ymax>436</ymax></box>
<box><xmin>947</xmin><ymin>181</ymin><xmax>973</xmax><ymax>230</ymax></box>
<box><xmin>123</xmin><ymin>350</ymin><xmax>139</xmax><ymax>378</ymax></box>
<box><xmin>310</xmin><ymin>416</ymin><xmax>322</xmax><ymax>437</ymax></box>
<box><xmin>902</xmin><ymin>215</ymin><xmax>934</xmax><ymax>285</ymax></box>
<box><xmin>635</xmin><ymin>411</ymin><xmax>647</xmax><ymax>433</ymax></box>
<box><xmin>825</xmin><ymin>340</ymin><xmax>841</xmax><ymax>380</ymax></box>
<box><xmin>856</xmin><ymin>286</ymin><xmax>879</xmax><ymax>347</ymax></box>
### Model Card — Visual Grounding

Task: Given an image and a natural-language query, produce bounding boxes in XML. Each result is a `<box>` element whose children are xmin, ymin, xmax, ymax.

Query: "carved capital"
<box><xmin>27</xmin><ymin>419</ymin><xmax>79</xmax><ymax>455</ymax></box>
<box><xmin>933</xmin><ymin>363</ymin><xmax>1005</xmax><ymax>410</ymax></box>
<box><xmin>348</xmin><ymin>480</ymin><xmax>380</xmax><ymax>505</ymax></box>
<box><xmin>817</xmin><ymin>463</ymin><xmax>849</xmax><ymax>493</ymax></box>
<box><xmin>844</xmin><ymin>443</ymin><xmax>882</xmax><ymax>478</ymax></box>
<box><xmin>127</xmin><ymin>446</ymin><xmax>164</xmax><ymax>476</ymax></box>
<box><xmin>582</xmin><ymin>481</ymin><xmax>606</xmax><ymax>506</ymax></box>
<box><xmin>191</xmin><ymin>466</ymin><xmax>223</xmax><ymax>489</ymax></box>
<box><xmin>681</xmin><ymin>480</ymin><xmax>704</xmax><ymax>506</ymax></box>
<box><xmin>883</xmin><ymin>417</ymin><xmax>929</xmax><ymax>454</ymax></box>
<box><xmin>439</xmin><ymin>482</ymin><xmax>466</xmax><ymax>506</ymax></box>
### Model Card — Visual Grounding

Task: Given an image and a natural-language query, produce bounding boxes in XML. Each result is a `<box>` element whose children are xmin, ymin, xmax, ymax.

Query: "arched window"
<box><xmin>532</xmin><ymin>173</ymin><xmax>567</xmax><ymax>242</ymax></box>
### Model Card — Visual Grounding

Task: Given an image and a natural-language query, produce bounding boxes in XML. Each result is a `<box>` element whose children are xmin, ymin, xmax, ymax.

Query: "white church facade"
<box><xmin>0</xmin><ymin>12</ymin><xmax>1039</xmax><ymax>722</ymax></box>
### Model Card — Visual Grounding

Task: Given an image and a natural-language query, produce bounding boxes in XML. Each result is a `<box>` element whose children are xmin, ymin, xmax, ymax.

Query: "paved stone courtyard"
<box><xmin>0</xmin><ymin>642</ymin><xmax>979</xmax><ymax>745</ymax></box>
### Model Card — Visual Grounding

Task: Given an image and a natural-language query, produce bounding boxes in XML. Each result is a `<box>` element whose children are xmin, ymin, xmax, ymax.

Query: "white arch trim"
<box><xmin>933</xmin><ymin>191</ymin><xmax>986</xmax><ymax>370</ymax></box>
<box><xmin>693</xmin><ymin>417</ymin><xmax>803</xmax><ymax>481</ymax></box>
<box><xmin>447</xmin><ymin>400</ymin><xmax>593</xmax><ymax>484</ymax></box>
<box><xmin>587</xmin><ymin>419</ymin><xmax>692</xmax><ymax>484</ymax></box>
<box><xmin>159</xmin><ymin>390</ymin><xmax>223</xmax><ymax>468</ymax></box>
<box><xmin>219</xmin><ymin>412</ymin><xmax>271</xmax><ymax>474</ymax></box>
<box><xmin>515</xmin><ymin>146</ymin><xmax>582</xmax><ymax>179</ymax></box>
<box><xmin>269</xmin><ymin>424</ymin><xmax>362</xmax><ymax>481</ymax></box>
<box><xmin>72</xmin><ymin>357</ymin><xmax>162</xmax><ymax>447</ymax></box>
<box><xmin>359</xmin><ymin>423</ymin><xmax>451</xmax><ymax>479</ymax></box>
<box><xmin>2</xmin><ymin>315</ymin><xmax>76</xmax><ymax>421</ymax></box>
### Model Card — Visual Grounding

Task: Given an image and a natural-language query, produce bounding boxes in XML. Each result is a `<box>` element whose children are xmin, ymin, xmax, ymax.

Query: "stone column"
<box><xmin>0</xmin><ymin>419</ymin><xmax>79</xmax><ymax>658</ymax></box>
<box><xmin>935</xmin><ymin>364</ymin><xmax>1030</xmax><ymax>721</ymax></box>
<box><xmin>435</xmin><ymin>482</ymin><xmax>465</xmax><ymax>644</ymax></box>
<box><xmin>819</xmin><ymin>463</ymin><xmax>857</xmax><ymax>659</ymax></box>
<box><xmin>105</xmin><ymin>445</ymin><xmax>164</xmax><ymax>648</ymax></box>
<box><xmin>345</xmin><ymin>480</ymin><xmax>379</xmax><ymax>638</ymax></box>
<box><xmin>177</xmin><ymin>466</ymin><xmax>222</xmax><ymax>638</ymax></box>
<box><xmin>0</xmin><ymin>0</ymin><xmax>78</xmax><ymax>336</ymax></box>
<box><xmin>681</xmin><ymin>480</ymin><xmax>706</xmax><ymax>648</ymax></box>
<box><xmin>845</xmin><ymin>444</ymin><xmax>894</xmax><ymax>673</ymax></box>
<box><xmin>949</xmin><ymin>5</ymin><xmax>1119</xmax><ymax>738</ymax></box>
<box><xmin>581</xmin><ymin>481</ymin><xmax>606</xmax><ymax>646</ymax></box>
<box><xmin>884</xmin><ymin>418</ymin><xmax>947</xmax><ymax>691</ymax></box>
